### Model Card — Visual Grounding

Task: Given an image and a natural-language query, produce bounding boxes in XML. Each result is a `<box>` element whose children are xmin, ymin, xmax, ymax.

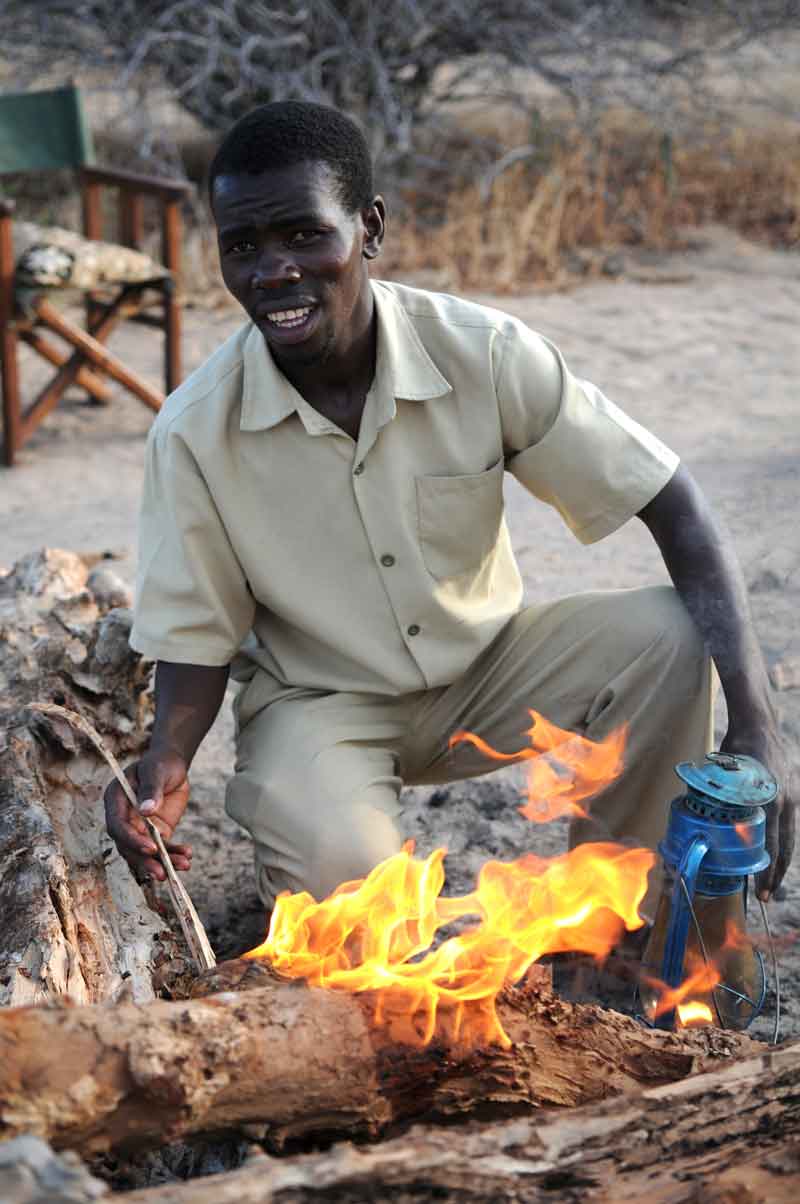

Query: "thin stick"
<box><xmin>28</xmin><ymin>702</ymin><xmax>216</xmax><ymax>972</ymax></box>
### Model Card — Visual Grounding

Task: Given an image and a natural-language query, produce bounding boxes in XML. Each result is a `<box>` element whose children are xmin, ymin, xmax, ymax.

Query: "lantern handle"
<box><xmin>757</xmin><ymin>897</ymin><xmax>781</xmax><ymax>1045</ymax></box>
<box><xmin>655</xmin><ymin>834</ymin><xmax>709</xmax><ymax>1031</ymax></box>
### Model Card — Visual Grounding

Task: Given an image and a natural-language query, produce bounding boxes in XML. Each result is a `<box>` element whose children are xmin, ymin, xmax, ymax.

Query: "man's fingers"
<box><xmin>137</xmin><ymin>760</ymin><xmax>165</xmax><ymax>814</ymax></box>
<box><xmin>138</xmin><ymin>843</ymin><xmax>193</xmax><ymax>877</ymax></box>
<box><xmin>166</xmin><ymin>842</ymin><xmax>192</xmax><ymax>857</ymax></box>
<box><xmin>144</xmin><ymin>813</ymin><xmax>178</xmax><ymax>842</ymax></box>
<box><xmin>135</xmin><ymin>855</ymin><xmax>167</xmax><ymax>883</ymax></box>
<box><xmin>118</xmin><ymin>825</ymin><xmax>158</xmax><ymax>861</ymax></box>
<box><xmin>771</xmin><ymin>798</ymin><xmax>796</xmax><ymax>898</ymax></box>
<box><xmin>757</xmin><ymin>789</ymin><xmax>795</xmax><ymax>900</ymax></box>
<box><xmin>757</xmin><ymin>819</ymin><xmax>779</xmax><ymax>900</ymax></box>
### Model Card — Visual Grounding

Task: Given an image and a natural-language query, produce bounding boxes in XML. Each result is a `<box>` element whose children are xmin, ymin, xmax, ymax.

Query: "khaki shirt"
<box><xmin>130</xmin><ymin>281</ymin><xmax>678</xmax><ymax>701</ymax></box>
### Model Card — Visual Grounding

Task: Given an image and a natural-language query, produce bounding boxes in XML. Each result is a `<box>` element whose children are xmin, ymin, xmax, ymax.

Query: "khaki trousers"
<box><xmin>226</xmin><ymin>586</ymin><xmax>713</xmax><ymax>913</ymax></box>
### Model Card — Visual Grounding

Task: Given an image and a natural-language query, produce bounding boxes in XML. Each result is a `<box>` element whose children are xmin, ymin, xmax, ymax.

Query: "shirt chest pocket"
<box><xmin>415</xmin><ymin>459</ymin><xmax>505</xmax><ymax>580</ymax></box>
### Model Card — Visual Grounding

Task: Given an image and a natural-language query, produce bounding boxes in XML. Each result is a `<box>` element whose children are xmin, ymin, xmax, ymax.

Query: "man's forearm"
<box><xmin>638</xmin><ymin>464</ymin><xmax>774</xmax><ymax>738</ymax></box>
<box><xmin>150</xmin><ymin>660</ymin><xmax>230</xmax><ymax>766</ymax></box>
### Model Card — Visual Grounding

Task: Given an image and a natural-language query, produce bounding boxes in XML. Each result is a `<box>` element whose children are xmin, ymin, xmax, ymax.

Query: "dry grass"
<box><xmin>378</xmin><ymin>123</ymin><xmax>800</xmax><ymax>293</ymax></box>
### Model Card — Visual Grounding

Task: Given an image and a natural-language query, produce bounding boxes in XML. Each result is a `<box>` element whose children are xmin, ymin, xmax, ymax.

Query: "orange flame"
<box><xmin>646</xmin><ymin>957</ymin><xmax>722</xmax><ymax>1020</ymax></box>
<box><xmin>733</xmin><ymin>821</ymin><xmax>753</xmax><ymax>846</ymax></box>
<box><xmin>243</xmin><ymin>713</ymin><xmax>655</xmax><ymax>1048</ymax></box>
<box><xmin>677</xmin><ymin>1000</ymin><xmax>714</xmax><ymax>1026</ymax></box>
<box><xmin>450</xmin><ymin>710</ymin><xmax>626</xmax><ymax>824</ymax></box>
<box><xmin>245</xmin><ymin>839</ymin><xmax>654</xmax><ymax>1048</ymax></box>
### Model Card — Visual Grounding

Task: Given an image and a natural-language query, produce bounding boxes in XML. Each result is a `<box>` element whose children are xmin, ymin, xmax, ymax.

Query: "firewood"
<box><xmin>0</xmin><ymin>549</ymin><xmax>184</xmax><ymax>1008</ymax></box>
<box><xmin>121</xmin><ymin>1039</ymin><xmax>800</xmax><ymax>1203</ymax></box>
<box><xmin>0</xmin><ymin>963</ymin><xmax>756</xmax><ymax>1159</ymax></box>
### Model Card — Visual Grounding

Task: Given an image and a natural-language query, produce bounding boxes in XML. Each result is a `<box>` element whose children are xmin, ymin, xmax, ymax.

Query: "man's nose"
<box><xmin>251</xmin><ymin>250</ymin><xmax>301</xmax><ymax>288</ymax></box>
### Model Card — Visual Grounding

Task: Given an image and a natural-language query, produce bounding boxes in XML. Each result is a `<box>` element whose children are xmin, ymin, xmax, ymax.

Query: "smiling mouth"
<box><xmin>263</xmin><ymin>305</ymin><xmax>315</xmax><ymax>329</ymax></box>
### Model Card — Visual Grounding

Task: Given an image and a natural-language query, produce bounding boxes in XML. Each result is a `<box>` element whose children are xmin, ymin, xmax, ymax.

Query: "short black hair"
<box><xmin>209</xmin><ymin>101</ymin><xmax>374</xmax><ymax>214</ymax></box>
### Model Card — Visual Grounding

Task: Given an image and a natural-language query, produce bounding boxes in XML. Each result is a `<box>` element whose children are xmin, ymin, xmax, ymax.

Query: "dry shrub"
<box><xmin>379</xmin><ymin>122</ymin><xmax>800</xmax><ymax>293</ymax></box>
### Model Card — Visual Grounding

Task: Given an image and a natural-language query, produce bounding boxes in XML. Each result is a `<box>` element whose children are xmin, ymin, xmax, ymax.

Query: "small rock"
<box><xmin>601</xmin><ymin>251</ymin><xmax>626</xmax><ymax>278</ymax></box>
<box><xmin>92</xmin><ymin>609</ymin><xmax>135</xmax><ymax>669</ymax></box>
<box><xmin>0</xmin><ymin>1135</ymin><xmax>108</xmax><ymax>1202</ymax></box>
<box><xmin>86</xmin><ymin>567</ymin><xmax>133</xmax><ymax>610</ymax></box>
<box><xmin>770</xmin><ymin>656</ymin><xmax>800</xmax><ymax>692</ymax></box>
<box><xmin>749</xmin><ymin>548</ymin><xmax>797</xmax><ymax>594</ymax></box>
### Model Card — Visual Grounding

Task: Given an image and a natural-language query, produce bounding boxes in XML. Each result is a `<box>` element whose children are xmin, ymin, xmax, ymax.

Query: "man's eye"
<box><xmin>288</xmin><ymin>230</ymin><xmax>319</xmax><ymax>247</ymax></box>
<box><xmin>227</xmin><ymin>239</ymin><xmax>256</xmax><ymax>255</ymax></box>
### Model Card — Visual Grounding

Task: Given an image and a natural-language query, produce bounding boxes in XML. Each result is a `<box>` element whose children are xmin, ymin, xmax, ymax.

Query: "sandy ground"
<box><xmin>2</xmin><ymin>224</ymin><xmax>798</xmax><ymax>1044</ymax></box>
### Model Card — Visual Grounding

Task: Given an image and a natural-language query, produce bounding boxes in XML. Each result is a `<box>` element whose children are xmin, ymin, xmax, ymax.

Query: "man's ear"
<box><xmin>362</xmin><ymin>196</ymin><xmax>386</xmax><ymax>260</ymax></box>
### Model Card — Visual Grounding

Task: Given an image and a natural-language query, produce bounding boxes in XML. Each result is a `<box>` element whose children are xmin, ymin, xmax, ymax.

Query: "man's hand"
<box><xmin>720</xmin><ymin>722</ymin><xmax>797</xmax><ymax>901</ymax></box>
<box><xmin>104</xmin><ymin>748</ymin><xmax>193</xmax><ymax>883</ymax></box>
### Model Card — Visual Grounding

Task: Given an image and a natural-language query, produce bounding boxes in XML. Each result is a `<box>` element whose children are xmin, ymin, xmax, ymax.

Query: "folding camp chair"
<box><xmin>0</xmin><ymin>84</ymin><xmax>192</xmax><ymax>466</ymax></box>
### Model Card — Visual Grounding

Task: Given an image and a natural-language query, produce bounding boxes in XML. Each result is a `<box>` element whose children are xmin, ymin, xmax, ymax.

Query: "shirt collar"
<box><xmin>240</xmin><ymin>279</ymin><xmax>452</xmax><ymax>433</ymax></box>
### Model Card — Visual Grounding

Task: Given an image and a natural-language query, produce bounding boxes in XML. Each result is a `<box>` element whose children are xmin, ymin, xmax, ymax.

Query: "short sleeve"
<box><xmin>494</xmin><ymin>321</ymin><xmax>679</xmax><ymax>545</ymax></box>
<box><xmin>129</xmin><ymin>423</ymin><xmax>255</xmax><ymax>664</ymax></box>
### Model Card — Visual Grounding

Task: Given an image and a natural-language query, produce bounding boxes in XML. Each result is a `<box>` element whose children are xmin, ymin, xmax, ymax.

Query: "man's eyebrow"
<box><xmin>219</xmin><ymin>212</ymin><xmax>328</xmax><ymax>238</ymax></box>
<box><xmin>218</xmin><ymin>223</ymin><xmax>256</xmax><ymax>241</ymax></box>
<box><xmin>271</xmin><ymin>211</ymin><xmax>329</xmax><ymax>228</ymax></box>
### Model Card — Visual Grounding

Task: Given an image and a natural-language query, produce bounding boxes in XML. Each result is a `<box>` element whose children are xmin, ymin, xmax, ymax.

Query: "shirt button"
<box><xmin>353</xmin><ymin>461</ymin><xmax>365</xmax><ymax>475</ymax></box>
<box><xmin>380</xmin><ymin>554</ymin><xmax>396</xmax><ymax>567</ymax></box>
<box><xmin>407</xmin><ymin>624</ymin><xmax>421</xmax><ymax>637</ymax></box>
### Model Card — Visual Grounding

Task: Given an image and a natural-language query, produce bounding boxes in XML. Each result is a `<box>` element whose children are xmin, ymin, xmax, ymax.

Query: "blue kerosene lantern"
<box><xmin>639</xmin><ymin>752</ymin><xmax>778</xmax><ymax>1033</ymax></box>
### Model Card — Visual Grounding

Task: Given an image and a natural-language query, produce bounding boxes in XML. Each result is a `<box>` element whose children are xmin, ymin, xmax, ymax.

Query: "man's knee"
<box><xmin>642</xmin><ymin>585</ymin><xmax>707</xmax><ymax>678</ymax></box>
<box><xmin>304</xmin><ymin>802</ymin><xmax>404</xmax><ymax>901</ymax></box>
<box><xmin>252</xmin><ymin>800</ymin><xmax>403</xmax><ymax>905</ymax></box>
<box><xmin>609</xmin><ymin>585</ymin><xmax>706</xmax><ymax>672</ymax></box>
<box><xmin>227</xmin><ymin>753</ymin><xmax>404</xmax><ymax>905</ymax></box>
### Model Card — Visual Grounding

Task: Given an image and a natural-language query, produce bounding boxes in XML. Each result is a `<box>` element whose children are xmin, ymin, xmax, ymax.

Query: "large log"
<box><xmin>0</xmin><ymin>962</ymin><xmax>756</xmax><ymax>1159</ymax></box>
<box><xmin>123</xmin><ymin>1040</ymin><xmax>800</xmax><ymax>1203</ymax></box>
<box><xmin>0</xmin><ymin>549</ymin><xmax>181</xmax><ymax>1008</ymax></box>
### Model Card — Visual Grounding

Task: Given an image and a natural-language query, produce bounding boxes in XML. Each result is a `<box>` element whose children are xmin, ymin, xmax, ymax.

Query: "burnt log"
<box><xmin>121</xmin><ymin>1039</ymin><xmax>800</xmax><ymax>1203</ymax></box>
<box><xmin>0</xmin><ymin>962</ymin><xmax>757</xmax><ymax>1159</ymax></box>
<box><xmin>0</xmin><ymin>549</ymin><xmax>181</xmax><ymax>1008</ymax></box>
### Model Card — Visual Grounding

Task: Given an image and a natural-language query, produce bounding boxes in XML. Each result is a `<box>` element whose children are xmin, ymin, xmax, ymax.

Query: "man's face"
<box><xmin>213</xmin><ymin>161</ymin><xmax>383</xmax><ymax>369</ymax></box>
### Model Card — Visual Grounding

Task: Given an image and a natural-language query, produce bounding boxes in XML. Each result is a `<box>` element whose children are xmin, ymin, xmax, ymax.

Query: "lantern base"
<box><xmin>638</xmin><ymin>884</ymin><xmax>766</xmax><ymax>1030</ymax></box>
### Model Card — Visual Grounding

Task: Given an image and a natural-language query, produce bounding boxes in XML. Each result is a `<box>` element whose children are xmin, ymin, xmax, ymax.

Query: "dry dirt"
<box><xmin>1</xmin><ymin>224</ymin><xmax>797</xmax><ymax>1044</ymax></box>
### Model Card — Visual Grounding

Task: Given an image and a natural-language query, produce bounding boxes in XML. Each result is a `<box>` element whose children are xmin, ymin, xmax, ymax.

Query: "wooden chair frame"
<box><xmin>1</xmin><ymin>164</ymin><xmax>192</xmax><ymax>466</ymax></box>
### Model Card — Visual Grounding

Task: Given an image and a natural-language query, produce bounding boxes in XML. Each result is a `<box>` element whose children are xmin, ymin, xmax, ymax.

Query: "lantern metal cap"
<box><xmin>675</xmin><ymin>753</ymin><xmax>777</xmax><ymax>810</ymax></box>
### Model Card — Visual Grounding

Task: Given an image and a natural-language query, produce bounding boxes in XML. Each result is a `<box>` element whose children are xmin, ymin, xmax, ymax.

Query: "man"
<box><xmin>105</xmin><ymin>101</ymin><xmax>794</xmax><ymax>926</ymax></box>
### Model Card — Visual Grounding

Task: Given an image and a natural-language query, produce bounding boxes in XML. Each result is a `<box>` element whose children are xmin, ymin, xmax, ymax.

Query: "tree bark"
<box><xmin>0</xmin><ymin>959</ymin><xmax>757</xmax><ymax>1159</ymax></box>
<box><xmin>119</xmin><ymin>1040</ymin><xmax>800</xmax><ymax>1203</ymax></box>
<box><xmin>0</xmin><ymin>549</ymin><xmax>182</xmax><ymax>1009</ymax></box>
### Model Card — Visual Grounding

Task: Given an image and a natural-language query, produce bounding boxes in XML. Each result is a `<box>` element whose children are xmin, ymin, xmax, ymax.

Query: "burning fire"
<box><xmin>644</xmin><ymin>918</ymin><xmax>760</xmax><ymax>1029</ymax></box>
<box><xmin>245</xmin><ymin>840</ymin><xmax>654</xmax><ymax>1047</ymax></box>
<box><xmin>677</xmin><ymin>1001</ymin><xmax>715</xmax><ymax>1026</ymax></box>
<box><xmin>245</xmin><ymin>715</ymin><xmax>657</xmax><ymax>1048</ymax></box>
<box><xmin>648</xmin><ymin>958</ymin><xmax>723</xmax><ymax>1025</ymax></box>
<box><xmin>450</xmin><ymin>709</ymin><xmax>626</xmax><ymax>823</ymax></box>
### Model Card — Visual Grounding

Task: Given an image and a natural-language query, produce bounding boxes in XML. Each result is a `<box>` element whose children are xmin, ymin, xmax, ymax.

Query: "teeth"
<box><xmin>267</xmin><ymin>307</ymin><xmax>312</xmax><ymax>324</ymax></box>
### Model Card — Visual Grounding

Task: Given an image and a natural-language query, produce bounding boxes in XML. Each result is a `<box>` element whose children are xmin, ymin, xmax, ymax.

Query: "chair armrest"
<box><xmin>79</xmin><ymin>166</ymin><xmax>193</xmax><ymax>202</ymax></box>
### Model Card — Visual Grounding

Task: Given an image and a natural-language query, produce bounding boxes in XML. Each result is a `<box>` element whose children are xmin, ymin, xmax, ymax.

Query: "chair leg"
<box><xmin>1</xmin><ymin>324</ymin><xmax>21</xmax><ymax>467</ymax></box>
<box><xmin>19</xmin><ymin>288</ymin><xmax>154</xmax><ymax>444</ymax></box>
<box><xmin>163</xmin><ymin>276</ymin><xmax>181</xmax><ymax>395</ymax></box>
<box><xmin>20</xmin><ymin>329</ymin><xmax>113</xmax><ymax>405</ymax></box>
<box><xmin>36</xmin><ymin>298</ymin><xmax>162</xmax><ymax>413</ymax></box>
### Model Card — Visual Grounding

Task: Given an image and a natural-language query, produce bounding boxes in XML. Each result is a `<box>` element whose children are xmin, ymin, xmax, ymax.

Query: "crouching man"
<box><xmin>105</xmin><ymin>101</ymin><xmax>794</xmax><ymax>926</ymax></box>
